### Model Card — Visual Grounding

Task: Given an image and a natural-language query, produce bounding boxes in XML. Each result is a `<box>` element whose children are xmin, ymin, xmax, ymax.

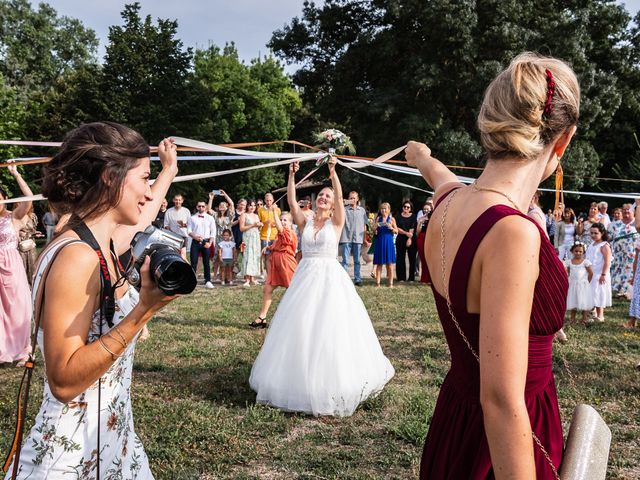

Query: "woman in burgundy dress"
<box><xmin>406</xmin><ymin>52</ymin><xmax>580</xmax><ymax>478</ymax></box>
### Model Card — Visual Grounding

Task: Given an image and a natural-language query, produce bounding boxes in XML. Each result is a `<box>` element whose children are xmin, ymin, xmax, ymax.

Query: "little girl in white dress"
<box><xmin>564</xmin><ymin>242</ymin><xmax>594</xmax><ymax>325</ymax></box>
<box><xmin>586</xmin><ymin>223</ymin><xmax>612</xmax><ymax>322</ymax></box>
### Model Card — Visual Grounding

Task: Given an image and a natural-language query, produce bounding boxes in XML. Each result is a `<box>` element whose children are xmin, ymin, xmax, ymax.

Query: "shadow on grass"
<box><xmin>135</xmin><ymin>359</ymin><xmax>257</xmax><ymax>406</ymax></box>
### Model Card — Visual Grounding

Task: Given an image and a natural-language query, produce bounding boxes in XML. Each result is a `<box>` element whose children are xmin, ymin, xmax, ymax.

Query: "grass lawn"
<box><xmin>1</xmin><ymin>280</ymin><xmax>639</xmax><ymax>479</ymax></box>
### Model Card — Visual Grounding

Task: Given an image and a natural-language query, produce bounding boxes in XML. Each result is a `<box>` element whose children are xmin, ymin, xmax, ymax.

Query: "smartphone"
<box><xmin>211</xmin><ymin>189</ymin><xmax>222</xmax><ymax>196</ymax></box>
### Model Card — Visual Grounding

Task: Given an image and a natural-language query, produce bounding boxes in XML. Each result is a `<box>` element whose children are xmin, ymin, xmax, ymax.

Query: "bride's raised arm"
<box><xmin>287</xmin><ymin>162</ymin><xmax>306</xmax><ymax>231</ymax></box>
<box><xmin>328</xmin><ymin>157</ymin><xmax>345</xmax><ymax>230</ymax></box>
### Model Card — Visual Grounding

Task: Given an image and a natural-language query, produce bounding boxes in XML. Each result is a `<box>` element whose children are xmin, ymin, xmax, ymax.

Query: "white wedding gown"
<box><xmin>249</xmin><ymin>217</ymin><xmax>395</xmax><ymax>417</ymax></box>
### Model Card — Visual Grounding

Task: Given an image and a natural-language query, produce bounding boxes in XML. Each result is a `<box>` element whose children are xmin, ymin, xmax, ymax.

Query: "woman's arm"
<box><xmin>221</xmin><ymin>190</ymin><xmax>235</xmax><ymax>216</ymax></box>
<box><xmin>600</xmin><ymin>244</ymin><xmax>612</xmax><ymax>283</ymax></box>
<box><xmin>328</xmin><ymin>157</ymin><xmax>345</xmax><ymax>230</ymax></box>
<box><xmin>287</xmin><ymin>162</ymin><xmax>306</xmax><ymax>230</ymax></box>
<box><xmin>114</xmin><ymin>139</ymin><xmax>178</xmax><ymax>254</ymax></box>
<box><xmin>405</xmin><ymin>141</ymin><xmax>460</xmax><ymax>198</ymax></box>
<box><xmin>272</xmin><ymin>206</ymin><xmax>283</xmax><ymax>233</ymax></box>
<box><xmin>586</xmin><ymin>264</ymin><xmax>594</xmax><ymax>283</ymax></box>
<box><xmin>479</xmin><ymin>217</ymin><xmax>540</xmax><ymax>478</ymax></box>
<box><xmin>42</xmin><ymin>244</ymin><xmax>174</xmax><ymax>403</ymax></box>
<box><xmin>207</xmin><ymin>191</ymin><xmax>215</xmax><ymax>215</ymax></box>
<box><xmin>239</xmin><ymin>213</ymin><xmax>251</xmax><ymax>232</ymax></box>
<box><xmin>7</xmin><ymin>162</ymin><xmax>33</xmax><ymax>222</ymax></box>
<box><xmin>396</xmin><ymin>221</ymin><xmax>411</xmax><ymax>237</ymax></box>
<box><xmin>390</xmin><ymin>217</ymin><xmax>398</xmax><ymax>235</ymax></box>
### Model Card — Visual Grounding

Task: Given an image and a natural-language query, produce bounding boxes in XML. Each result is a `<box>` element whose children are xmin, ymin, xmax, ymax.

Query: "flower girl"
<box><xmin>586</xmin><ymin>223</ymin><xmax>612</xmax><ymax>322</ymax></box>
<box><xmin>564</xmin><ymin>242</ymin><xmax>594</xmax><ymax>325</ymax></box>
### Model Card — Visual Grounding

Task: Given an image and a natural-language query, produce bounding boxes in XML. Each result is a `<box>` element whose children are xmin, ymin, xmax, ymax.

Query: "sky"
<box><xmin>48</xmin><ymin>0</ymin><xmax>306</xmax><ymax>67</ymax></box>
<box><xmin>48</xmin><ymin>0</ymin><xmax>640</xmax><ymax>68</ymax></box>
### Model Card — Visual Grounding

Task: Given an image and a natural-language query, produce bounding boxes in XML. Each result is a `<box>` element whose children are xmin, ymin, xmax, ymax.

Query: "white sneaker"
<box><xmin>205</xmin><ymin>281</ymin><xmax>214</xmax><ymax>289</ymax></box>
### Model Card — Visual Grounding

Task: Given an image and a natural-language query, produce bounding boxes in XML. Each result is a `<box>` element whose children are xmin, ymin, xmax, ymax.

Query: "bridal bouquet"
<box><xmin>312</xmin><ymin>129</ymin><xmax>355</xmax><ymax>166</ymax></box>
<box><xmin>313</xmin><ymin>128</ymin><xmax>355</xmax><ymax>154</ymax></box>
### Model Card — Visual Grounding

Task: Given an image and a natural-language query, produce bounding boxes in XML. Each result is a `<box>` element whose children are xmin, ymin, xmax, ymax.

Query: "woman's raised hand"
<box><xmin>405</xmin><ymin>141</ymin><xmax>431</xmax><ymax>167</ymax></box>
<box><xmin>158</xmin><ymin>138</ymin><xmax>178</xmax><ymax>173</ymax></box>
<box><xmin>6</xmin><ymin>159</ymin><xmax>18</xmax><ymax>176</ymax></box>
<box><xmin>290</xmin><ymin>161</ymin><xmax>300</xmax><ymax>174</ymax></box>
<box><xmin>327</xmin><ymin>156</ymin><xmax>337</xmax><ymax>175</ymax></box>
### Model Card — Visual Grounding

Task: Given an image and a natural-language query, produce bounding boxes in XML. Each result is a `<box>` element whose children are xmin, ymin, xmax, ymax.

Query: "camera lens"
<box><xmin>149</xmin><ymin>246</ymin><xmax>197</xmax><ymax>295</ymax></box>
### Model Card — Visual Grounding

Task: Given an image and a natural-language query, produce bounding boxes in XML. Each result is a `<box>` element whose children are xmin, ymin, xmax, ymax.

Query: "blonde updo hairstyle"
<box><xmin>478</xmin><ymin>52</ymin><xmax>580</xmax><ymax>160</ymax></box>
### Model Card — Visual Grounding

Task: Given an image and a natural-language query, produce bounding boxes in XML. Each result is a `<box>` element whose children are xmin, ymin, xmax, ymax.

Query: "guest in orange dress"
<box><xmin>251</xmin><ymin>209</ymin><xmax>298</xmax><ymax>328</ymax></box>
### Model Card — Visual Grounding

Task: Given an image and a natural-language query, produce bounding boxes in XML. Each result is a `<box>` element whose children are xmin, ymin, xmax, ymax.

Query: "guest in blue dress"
<box><xmin>373</xmin><ymin>202</ymin><xmax>397</xmax><ymax>287</ymax></box>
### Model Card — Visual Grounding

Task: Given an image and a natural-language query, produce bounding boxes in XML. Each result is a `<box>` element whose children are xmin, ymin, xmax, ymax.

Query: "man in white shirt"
<box><xmin>164</xmin><ymin>194</ymin><xmax>191</xmax><ymax>252</ymax></box>
<box><xmin>187</xmin><ymin>200</ymin><xmax>216</xmax><ymax>288</ymax></box>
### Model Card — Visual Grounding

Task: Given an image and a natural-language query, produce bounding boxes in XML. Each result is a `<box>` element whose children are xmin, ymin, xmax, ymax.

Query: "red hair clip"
<box><xmin>544</xmin><ymin>68</ymin><xmax>555</xmax><ymax>117</ymax></box>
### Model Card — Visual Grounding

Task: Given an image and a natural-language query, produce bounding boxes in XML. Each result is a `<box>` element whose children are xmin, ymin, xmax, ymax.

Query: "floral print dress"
<box><xmin>8</xmin><ymin>239</ymin><xmax>153</xmax><ymax>479</ymax></box>
<box><xmin>608</xmin><ymin>220</ymin><xmax>638</xmax><ymax>298</ymax></box>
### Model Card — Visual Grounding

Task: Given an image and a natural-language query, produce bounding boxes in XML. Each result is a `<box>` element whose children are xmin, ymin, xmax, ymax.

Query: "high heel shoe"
<box><xmin>249</xmin><ymin>316</ymin><xmax>268</xmax><ymax>329</ymax></box>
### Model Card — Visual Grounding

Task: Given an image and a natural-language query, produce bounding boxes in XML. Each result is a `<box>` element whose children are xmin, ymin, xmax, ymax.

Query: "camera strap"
<box><xmin>71</xmin><ymin>222</ymin><xmax>123</xmax><ymax>329</ymax></box>
<box><xmin>71</xmin><ymin>221</ymin><xmax>125</xmax><ymax>479</ymax></box>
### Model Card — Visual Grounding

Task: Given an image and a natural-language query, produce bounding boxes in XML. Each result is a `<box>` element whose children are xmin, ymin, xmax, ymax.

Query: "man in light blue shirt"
<box><xmin>339</xmin><ymin>191</ymin><xmax>369</xmax><ymax>285</ymax></box>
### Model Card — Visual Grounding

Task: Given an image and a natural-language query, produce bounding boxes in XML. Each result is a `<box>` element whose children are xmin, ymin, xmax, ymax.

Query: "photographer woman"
<box><xmin>6</xmin><ymin>122</ymin><xmax>178</xmax><ymax>478</ymax></box>
<box><xmin>407</xmin><ymin>53</ymin><xmax>579</xmax><ymax>478</ymax></box>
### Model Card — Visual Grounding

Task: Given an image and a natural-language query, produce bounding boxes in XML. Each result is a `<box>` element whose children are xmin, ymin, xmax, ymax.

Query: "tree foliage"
<box><xmin>0</xmin><ymin>1</ymin><xmax>302</xmax><ymax>206</ymax></box>
<box><xmin>270</xmin><ymin>0</ymin><xmax>640</xmax><ymax>206</ymax></box>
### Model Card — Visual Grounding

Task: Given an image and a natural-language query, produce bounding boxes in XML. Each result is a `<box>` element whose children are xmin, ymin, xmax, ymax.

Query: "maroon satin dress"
<box><xmin>420</xmin><ymin>188</ymin><xmax>567</xmax><ymax>479</ymax></box>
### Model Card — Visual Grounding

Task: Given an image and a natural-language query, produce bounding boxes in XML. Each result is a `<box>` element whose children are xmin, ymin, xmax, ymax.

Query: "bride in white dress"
<box><xmin>249</xmin><ymin>158</ymin><xmax>395</xmax><ymax>417</ymax></box>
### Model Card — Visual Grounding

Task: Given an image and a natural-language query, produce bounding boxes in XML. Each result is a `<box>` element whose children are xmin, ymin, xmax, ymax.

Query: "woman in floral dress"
<box><xmin>240</xmin><ymin>200</ymin><xmax>263</xmax><ymax>286</ymax></box>
<box><xmin>608</xmin><ymin>203</ymin><xmax>637</xmax><ymax>298</ymax></box>
<box><xmin>17</xmin><ymin>207</ymin><xmax>39</xmax><ymax>287</ymax></box>
<box><xmin>6</xmin><ymin>123</ymin><xmax>177</xmax><ymax>479</ymax></box>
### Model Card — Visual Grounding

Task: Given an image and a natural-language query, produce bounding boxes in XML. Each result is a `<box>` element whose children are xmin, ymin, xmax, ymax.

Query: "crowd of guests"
<box><xmin>146</xmin><ymin>188</ymin><xmax>439</xmax><ymax>291</ymax></box>
<box><xmin>3</xmin><ymin>167</ymin><xmax>639</xmax><ymax>347</ymax></box>
<box><xmin>533</xmin><ymin>198</ymin><xmax>640</xmax><ymax>338</ymax></box>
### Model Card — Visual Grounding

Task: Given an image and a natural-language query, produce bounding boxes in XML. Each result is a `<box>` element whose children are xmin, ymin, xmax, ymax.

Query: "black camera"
<box><xmin>125</xmin><ymin>226</ymin><xmax>197</xmax><ymax>295</ymax></box>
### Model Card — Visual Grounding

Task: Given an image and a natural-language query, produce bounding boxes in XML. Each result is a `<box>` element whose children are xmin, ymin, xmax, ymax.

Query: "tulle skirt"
<box><xmin>249</xmin><ymin>255</ymin><xmax>395</xmax><ymax>417</ymax></box>
<box><xmin>566</xmin><ymin>279</ymin><xmax>594</xmax><ymax>311</ymax></box>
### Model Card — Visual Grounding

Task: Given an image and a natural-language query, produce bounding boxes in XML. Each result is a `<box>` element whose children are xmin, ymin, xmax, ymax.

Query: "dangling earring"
<box><xmin>554</xmin><ymin>163</ymin><xmax>564</xmax><ymax>213</ymax></box>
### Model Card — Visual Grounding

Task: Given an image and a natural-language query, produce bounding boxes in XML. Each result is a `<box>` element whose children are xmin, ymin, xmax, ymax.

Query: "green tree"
<box><xmin>101</xmin><ymin>2</ymin><xmax>198</xmax><ymax>144</ymax></box>
<box><xmin>0</xmin><ymin>0</ymin><xmax>98</xmax><ymax>94</ymax></box>
<box><xmin>0</xmin><ymin>73</ymin><xmax>29</xmax><ymax>194</ymax></box>
<box><xmin>188</xmin><ymin>44</ymin><xmax>302</xmax><ymax>200</ymax></box>
<box><xmin>270</xmin><ymin>0</ymin><xmax>640</xmax><ymax>207</ymax></box>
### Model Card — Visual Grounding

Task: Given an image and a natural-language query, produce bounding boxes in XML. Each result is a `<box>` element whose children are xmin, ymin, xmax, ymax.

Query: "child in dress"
<box><xmin>586</xmin><ymin>222</ymin><xmax>612</xmax><ymax>322</ymax></box>
<box><xmin>250</xmin><ymin>210</ymin><xmax>298</xmax><ymax>328</ymax></box>
<box><xmin>564</xmin><ymin>242</ymin><xmax>594</xmax><ymax>325</ymax></box>
<box><xmin>625</xmin><ymin>237</ymin><xmax>640</xmax><ymax>328</ymax></box>
<box><xmin>218</xmin><ymin>229</ymin><xmax>237</xmax><ymax>285</ymax></box>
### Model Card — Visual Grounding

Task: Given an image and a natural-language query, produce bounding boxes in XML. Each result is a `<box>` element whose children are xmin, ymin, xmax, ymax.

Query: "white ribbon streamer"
<box><xmin>0</xmin><ymin>154</ymin><xmax>323</xmax><ymax>204</ymax></box>
<box><xmin>170</xmin><ymin>137</ymin><xmax>321</xmax><ymax>160</ymax></box>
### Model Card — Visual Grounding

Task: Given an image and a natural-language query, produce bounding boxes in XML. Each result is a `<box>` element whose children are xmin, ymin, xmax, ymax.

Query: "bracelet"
<box><xmin>110</xmin><ymin>325</ymin><xmax>128</xmax><ymax>349</ymax></box>
<box><xmin>98</xmin><ymin>336</ymin><xmax>122</xmax><ymax>361</ymax></box>
<box><xmin>105</xmin><ymin>331</ymin><xmax>126</xmax><ymax>349</ymax></box>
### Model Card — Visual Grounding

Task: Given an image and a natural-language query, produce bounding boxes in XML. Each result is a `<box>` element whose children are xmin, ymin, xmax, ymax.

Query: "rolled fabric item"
<box><xmin>560</xmin><ymin>404</ymin><xmax>611</xmax><ymax>480</ymax></box>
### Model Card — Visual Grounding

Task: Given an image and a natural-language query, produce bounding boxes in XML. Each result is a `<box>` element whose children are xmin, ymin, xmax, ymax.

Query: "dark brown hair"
<box><xmin>42</xmin><ymin>122</ymin><xmax>150</xmax><ymax>228</ymax></box>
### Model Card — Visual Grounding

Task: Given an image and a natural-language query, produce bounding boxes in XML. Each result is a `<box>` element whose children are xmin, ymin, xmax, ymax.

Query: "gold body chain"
<box><xmin>439</xmin><ymin>187</ymin><xmax>560</xmax><ymax>480</ymax></box>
